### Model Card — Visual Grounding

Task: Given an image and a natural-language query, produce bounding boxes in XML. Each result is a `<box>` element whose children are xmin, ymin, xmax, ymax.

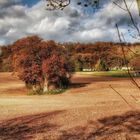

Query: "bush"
<box><xmin>46</xmin><ymin>89</ymin><xmax>66</xmax><ymax>95</ymax></box>
<box><xmin>28</xmin><ymin>88</ymin><xmax>44</xmax><ymax>95</ymax></box>
<box><xmin>28</xmin><ymin>88</ymin><xmax>66</xmax><ymax>95</ymax></box>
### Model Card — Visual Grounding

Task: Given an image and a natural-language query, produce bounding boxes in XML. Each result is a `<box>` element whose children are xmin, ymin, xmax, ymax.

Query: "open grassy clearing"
<box><xmin>0</xmin><ymin>72</ymin><xmax>140</xmax><ymax>139</ymax></box>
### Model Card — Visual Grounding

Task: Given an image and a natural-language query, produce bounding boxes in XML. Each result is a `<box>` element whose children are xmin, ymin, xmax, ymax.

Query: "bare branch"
<box><xmin>123</xmin><ymin>0</ymin><xmax>140</xmax><ymax>37</ymax></box>
<box><xmin>45</xmin><ymin>0</ymin><xmax>100</xmax><ymax>10</ymax></box>
<box><xmin>113</xmin><ymin>1</ymin><xmax>127</xmax><ymax>11</ymax></box>
<box><xmin>116</xmin><ymin>24</ymin><xmax>140</xmax><ymax>91</ymax></box>
<box><xmin>121</xmin><ymin>33</ymin><xmax>140</xmax><ymax>56</ymax></box>
<box><xmin>46</xmin><ymin>0</ymin><xmax>71</xmax><ymax>10</ymax></box>
<box><xmin>109</xmin><ymin>85</ymin><xmax>133</xmax><ymax>109</ymax></box>
<box><xmin>128</xmin><ymin>0</ymin><xmax>135</xmax><ymax>10</ymax></box>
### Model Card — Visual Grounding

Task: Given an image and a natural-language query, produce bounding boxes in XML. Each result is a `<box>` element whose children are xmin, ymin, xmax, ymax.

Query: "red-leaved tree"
<box><xmin>11</xmin><ymin>36</ymin><xmax>71</xmax><ymax>93</ymax></box>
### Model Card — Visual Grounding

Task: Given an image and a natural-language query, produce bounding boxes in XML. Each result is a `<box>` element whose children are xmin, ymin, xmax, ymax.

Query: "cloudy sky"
<box><xmin>0</xmin><ymin>0</ymin><xmax>140</xmax><ymax>45</ymax></box>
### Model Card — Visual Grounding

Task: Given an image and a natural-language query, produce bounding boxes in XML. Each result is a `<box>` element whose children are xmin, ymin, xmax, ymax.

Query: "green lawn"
<box><xmin>77</xmin><ymin>71</ymin><xmax>140</xmax><ymax>78</ymax></box>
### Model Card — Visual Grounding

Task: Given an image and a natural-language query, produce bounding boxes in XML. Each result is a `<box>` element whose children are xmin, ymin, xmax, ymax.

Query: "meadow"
<box><xmin>0</xmin><ymin>72</ymin><xmax>140</xmax><ymax>140</ymax></box>
<box><xmin>0</xmin><ymin>0</ymin><xmax>140</xmax><ymax>139</ymax></box>
<box><xmin>77</xmin><ymin>70</ymin><xmax>140</xmax><ymax>77</ymax></box>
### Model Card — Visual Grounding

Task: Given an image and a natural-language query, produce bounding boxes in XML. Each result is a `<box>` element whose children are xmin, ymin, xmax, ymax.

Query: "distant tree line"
<box><xmin>62</xmin><ymin>42</ymin><xmax>140</xmax><ymax>71</ymax></box>
<box><xmin>0</xmin><ymin>37</ymin><xmax>140</xmax><ymax>73</ymax></box>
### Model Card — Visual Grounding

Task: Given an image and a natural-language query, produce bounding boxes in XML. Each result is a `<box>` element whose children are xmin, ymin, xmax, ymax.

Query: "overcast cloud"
<box><xmin>0</xmin><ymin>0</ymin><xmax>140</xmax><ymax>45</ymax></box>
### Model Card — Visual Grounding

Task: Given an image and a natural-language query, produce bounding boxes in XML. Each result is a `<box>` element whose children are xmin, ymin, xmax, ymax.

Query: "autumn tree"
<box><xmin>42</xmin><ymin>54</ymin><xmax>70</xmax><ymax>90</ymax></box>
<box><xmin>127</xmin><ymin>46</ymin><xmax>140</xmax><ymax>70</ymax></box>
<box><xmin>130</xmin><ymin>56</ymin><xmax>140</xmax><ymax>70</ymax></box>
<box><xmin>11</xmin><ymin>36</ymin><xmax>71</xmax><ymax>94</ymax></box>
<box><xmin>0</xmin><ymin>46</ymin><xmax>12</xmax><ymax>72</ymax></box>
<box><xmin>95</xmin><ymin>59</ymin><xmax>107</xmax><ymax>71</ymax></box>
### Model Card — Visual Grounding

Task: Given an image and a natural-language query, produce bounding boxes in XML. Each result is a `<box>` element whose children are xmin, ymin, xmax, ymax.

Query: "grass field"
<box><xmin>77</xmin><ymin>70</ymin><xmax>140</xmax><ymax>78</ymax></box>
<box><xmin>0</xmin><ymin>72</ymin><xmax>140</xmax><ymax>140</ymax></box>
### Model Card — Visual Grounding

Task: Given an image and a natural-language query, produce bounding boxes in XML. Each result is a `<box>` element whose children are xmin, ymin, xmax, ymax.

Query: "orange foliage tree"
<box><xmin>11</xmin><ymin>36</ymin><xmax>71</xmax><ymax>93</ymax></box>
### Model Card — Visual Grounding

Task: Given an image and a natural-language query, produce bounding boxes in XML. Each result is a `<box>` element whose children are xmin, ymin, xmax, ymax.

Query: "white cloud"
<box><xmin>0</xmin><ymin>0</ymin><xmax>20</xmax><ymax>8</ymax></box>
<box><xmin>0</xmin><ymin>0</ymin><xmax>140</xmax><ymax>45</ymax></box>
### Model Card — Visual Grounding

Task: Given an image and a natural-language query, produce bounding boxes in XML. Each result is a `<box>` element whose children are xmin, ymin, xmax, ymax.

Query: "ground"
<box><xmin>0</xmin><ymin>72</ymin><xmax>140</xmax><ymax>140</ymax></box>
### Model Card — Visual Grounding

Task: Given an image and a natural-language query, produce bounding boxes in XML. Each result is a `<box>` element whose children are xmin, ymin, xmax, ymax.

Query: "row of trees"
<box><xmin>1</xmin><ymin>38</ymin><xmax>140</xmax><ymax>73</ymax></box>
<box><xmin>63</xmin><ymin>42</ymin><xmax>140</xmax><ymax>71</ymax></box>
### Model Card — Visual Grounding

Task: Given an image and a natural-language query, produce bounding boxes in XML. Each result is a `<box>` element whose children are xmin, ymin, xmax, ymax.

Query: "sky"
<box><xmin>0</xmin><ymin>0</ymin><xmax>140</xmax><ymax>45</ymax></box>
<box><xmin>21</xmin><ymin>0</ymin><xmax>40</xmax><ymax>7</ymax></box>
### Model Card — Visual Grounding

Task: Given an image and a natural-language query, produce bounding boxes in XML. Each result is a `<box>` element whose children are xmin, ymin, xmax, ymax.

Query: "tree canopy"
<box><xmin>11</xmin><ymin>36</ymin><xmax>71</xmax><ymax>94</ymax></box>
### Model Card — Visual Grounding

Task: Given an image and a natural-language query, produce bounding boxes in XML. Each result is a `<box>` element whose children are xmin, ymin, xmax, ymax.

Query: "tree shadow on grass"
<box><xmin>0</xmin><ymin>110</ymin><xmax>64</xmax><ymax>140</ymax></box>
<box><xmin>69</xmin><ymin>83</ymin><xmax>90</xmax><ymax>89</ymax></box>
<box><xmin>59</xmin><ymin>111</ymin><xmax>140</xmax><ymax>140</ymax></box>
<box><xmin>1</xmin><ymin>87</ymin><xmax>27</xmax><ymax>95</ymax></box>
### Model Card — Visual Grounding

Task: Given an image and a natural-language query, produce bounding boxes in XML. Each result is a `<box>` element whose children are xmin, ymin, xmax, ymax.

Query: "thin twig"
<box><xmin>116</xmin><ymin>24</ymin><xmax>140</xmax><ymax>91</ymax></box>
<box><xmin>109</xmin><ymin>85</ymin><xmax>133</xmax><ymax>109</ymax></box>
<box><xmin>123</xmin><ymin>0</ymin><xmax>140</xmax><ymax>37</ymax></box>
<box><xmin>113</xmin><ymin>1</ymin><xmax>127</xmax><ymax>11</ymax></box>
<box><xmin>128</xmin><ymin>0</ymin><xmax>135</xmax><ymax>10</ymax></box>
<box><xmin>121</xmin><ymin>33</ymin><xmax>139</xmax><ymax>56</ymax></box>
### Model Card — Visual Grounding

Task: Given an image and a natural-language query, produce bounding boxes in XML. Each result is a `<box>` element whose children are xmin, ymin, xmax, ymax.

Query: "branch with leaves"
<box><xmin>46</xmin><ymin>0</ymin><xmax>70</xmax><ymax>10</ymax></box>
<box><xmin>45</xmin><ymin>0</ymin><xmax>100</xmax><ymax>10</ymax></box>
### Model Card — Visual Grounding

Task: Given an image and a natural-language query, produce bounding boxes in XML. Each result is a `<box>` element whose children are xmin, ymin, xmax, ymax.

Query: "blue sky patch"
<box><xmin>21</xmin><ymin>0</ymin><xmax>40</xmax><ymax>7</ymax></box>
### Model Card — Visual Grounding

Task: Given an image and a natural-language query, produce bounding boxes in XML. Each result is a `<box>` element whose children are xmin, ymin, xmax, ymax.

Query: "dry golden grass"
<box><xmin>0</xmin><ymin>72</ymin><xmax>140</xmax><ymax>140</ymax></box>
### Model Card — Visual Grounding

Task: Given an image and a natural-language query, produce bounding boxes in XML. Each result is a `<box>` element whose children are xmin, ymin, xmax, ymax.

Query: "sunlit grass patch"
<box><xmin>28</xmin><ymin>89</ymin><xmax>66</xmax><ymax>95</ymax></box>
<box><xmin>46</xmin><ymin>89</ymin><xmax>66</xmax><ymax>95</ymax></box>
<box><xmin>77</xmin><ymin>71</ymin><xmax>140</xmax><ymax>78</ymax></box>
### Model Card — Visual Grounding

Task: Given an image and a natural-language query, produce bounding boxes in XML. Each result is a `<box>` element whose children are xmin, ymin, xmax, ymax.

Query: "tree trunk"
<box><xmin>32</xmin><ymin>85</ymin><xmax>38</xmax><ymax>92</ymax></box>
<box><xmin>43</xmin><ymin>77</ymin><xmax>48</xmax><ymax>92</ymax></box>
